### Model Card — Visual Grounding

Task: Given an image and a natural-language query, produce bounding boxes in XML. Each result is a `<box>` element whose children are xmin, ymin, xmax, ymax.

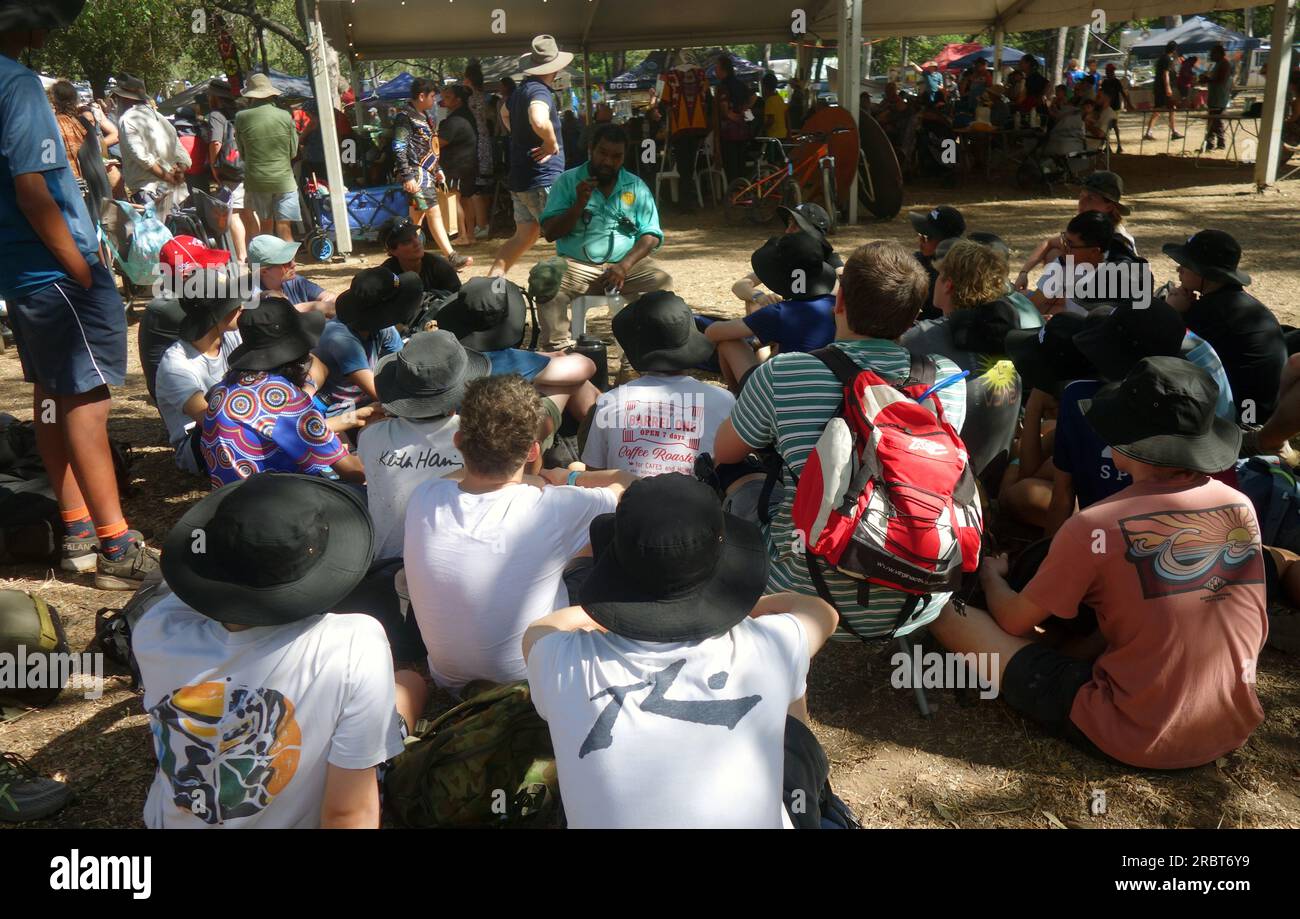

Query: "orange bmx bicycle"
<box><xmin>723</xmin><ymin>127</ymin><xmax>851</xmax><ymax>229</ymax></box>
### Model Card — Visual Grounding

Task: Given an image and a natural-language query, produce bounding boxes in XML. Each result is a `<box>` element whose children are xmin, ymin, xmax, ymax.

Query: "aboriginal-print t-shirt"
<box><xmin>1022</xmin><ymin>477</ymin><xmax>1268</xmax><ymax>769</ymax></box>
<box><xmin>200</xmin><ymin>371</ymin><xmax>348</xmax><ymax>487</ymax></box>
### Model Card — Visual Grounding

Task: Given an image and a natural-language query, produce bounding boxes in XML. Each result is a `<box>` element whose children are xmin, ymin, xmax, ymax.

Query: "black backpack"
<box><xmin>213</xmin><ymin>112</ymin><xmax>243</xmax><ymax>181</ymax></box>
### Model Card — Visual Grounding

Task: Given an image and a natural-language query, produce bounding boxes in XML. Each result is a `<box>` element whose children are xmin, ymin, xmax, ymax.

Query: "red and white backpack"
<box><xmin>786</xmin><ymin>347</ymin><xmax>982</xmax><ymax>636</ymax></box>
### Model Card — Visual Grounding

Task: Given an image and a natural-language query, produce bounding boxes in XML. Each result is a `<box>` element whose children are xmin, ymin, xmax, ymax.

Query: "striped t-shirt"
<box><xmin>730</xmin><ymin>338</ymin><xmax>970</xmax><ymax>639</ymax></box>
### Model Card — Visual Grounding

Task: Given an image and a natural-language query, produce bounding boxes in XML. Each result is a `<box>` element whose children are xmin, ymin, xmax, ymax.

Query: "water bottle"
<box><xmin>574</xmin><ymin>334</ymin><xmax>610</xmax><ymax>391</ymax></box>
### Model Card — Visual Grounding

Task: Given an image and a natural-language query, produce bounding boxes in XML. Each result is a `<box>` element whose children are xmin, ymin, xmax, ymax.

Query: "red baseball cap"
<box><xmin>160</xmin><ymin>235</ymin><xmax>231</xmax><ymax>273</ymax></box>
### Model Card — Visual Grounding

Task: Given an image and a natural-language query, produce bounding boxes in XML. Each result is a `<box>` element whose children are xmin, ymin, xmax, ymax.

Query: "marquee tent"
<box><xmin>1129</xmin><ymin>14</ymin><xmax>1264</xmax><ymax>57</ymax></box>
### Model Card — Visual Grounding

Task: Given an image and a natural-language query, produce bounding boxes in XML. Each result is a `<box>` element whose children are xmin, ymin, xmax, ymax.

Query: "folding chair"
<box><xmin>694</xmin><ymin>133</ymin><xmax>726</xmax><ymax>206</ymax></box>
<box><xmin>653</xmin><ymin>144</ymin><xmax>681</xmax><ymax>205</ymax></box>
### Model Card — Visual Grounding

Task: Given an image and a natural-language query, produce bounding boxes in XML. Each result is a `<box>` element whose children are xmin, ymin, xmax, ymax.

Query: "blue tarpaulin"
<box><xmin>1129</xmin><ymin>16</ymin><xmax>1262</xmax><ymax>58</ymax></box>
<box><xmin>946</xmin><ymin>47</ymin><xmax>1045</xmax><ymax>71</ymax></box>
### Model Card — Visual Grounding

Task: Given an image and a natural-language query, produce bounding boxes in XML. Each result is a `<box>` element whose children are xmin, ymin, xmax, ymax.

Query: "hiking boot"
<box><xmin>448</xmin><ymin>251</ymin><xmax>473</xmax><ymax>271</ymax></box>
<box><xmin>94</xmin><ymin>530</ymin><xmax>160</xmax><ymax>591</ymax></box>
<box><xmin>1171</xmin><ymin>131</ymin><xmax>1184</xmax><ymax>140</ymax></box>
<box><xmin>0</xmin><ymin>751</ymin><xmax>72</xmax><ymax>823</ymax></box>
<box><xmin>61</xmin><ymin>532</ymin><xmax>99</xmax><ymax>574</ymax></box>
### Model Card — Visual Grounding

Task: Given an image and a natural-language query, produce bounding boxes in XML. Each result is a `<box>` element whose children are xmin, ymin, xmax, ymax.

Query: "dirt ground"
<box><xmin>3</xmin><ymin>116</ymin><xmax>1299</xmax><ymax>829</ymax></box>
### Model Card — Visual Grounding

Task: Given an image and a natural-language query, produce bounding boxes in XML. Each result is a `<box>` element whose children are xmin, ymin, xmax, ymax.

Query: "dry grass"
<box><xmin>2</xmin><ymin>116</ymin><xmax>1299</xmax><ymax>828</ymax></box>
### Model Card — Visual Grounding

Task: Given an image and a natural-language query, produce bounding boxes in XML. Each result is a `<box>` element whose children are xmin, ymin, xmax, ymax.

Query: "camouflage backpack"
<box><xmin>383</xmin><ymin>680</ymin><xmax>561</xmax><ymax>828</ymax></box>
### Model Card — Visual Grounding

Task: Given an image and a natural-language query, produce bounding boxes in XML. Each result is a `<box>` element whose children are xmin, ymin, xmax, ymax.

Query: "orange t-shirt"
<box><xmin>1023</xmin><ymin>476</ymin><xmax>1267</xmax><ymax>769</ymax></box>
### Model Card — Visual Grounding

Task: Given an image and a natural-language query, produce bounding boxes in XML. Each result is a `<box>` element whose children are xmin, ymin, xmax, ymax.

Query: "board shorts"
<box><xmin>246</xmin><ymin>189</ymin><xmax>302</xmax><ymax>222</ymax></box>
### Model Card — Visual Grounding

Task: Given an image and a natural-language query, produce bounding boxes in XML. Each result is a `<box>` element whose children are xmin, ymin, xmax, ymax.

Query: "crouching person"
<box><xmin>931</xmin><ymin>357</ymin><xmax>1267</xmax><ymax>769</ymax></box>
<box><xmin>136</xmin><ymin>473</ymin><xmax>427</xmax><ymax>827</ymax></box>
<box><xmin>523</xmin><ymin>474</ymin><xmax>838</xmax><ymax>828</ymax></box>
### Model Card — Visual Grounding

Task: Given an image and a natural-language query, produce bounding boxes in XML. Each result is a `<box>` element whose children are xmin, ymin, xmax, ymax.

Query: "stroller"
<box><xmin>1012</xmin><ymin>108</ymin><xmax>1105</xmax><ymax>194</ymax></box>
<box><xmin>300</xmin><ymin>176</ymin><xmax>408</xmax><ymax>261</ymax></box>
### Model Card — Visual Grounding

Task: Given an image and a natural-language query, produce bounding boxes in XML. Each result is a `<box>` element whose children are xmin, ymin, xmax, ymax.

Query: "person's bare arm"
<box><xmin>94</xmin><ymin>107</ymin><xmax>118</xmax><ymax>148</ymax></box>
<box><xmin>346</xmin><ymin>368</ymin><xmax>381</xmax><ymax>404</ymax></box>
<box><xmin>539</xmin><ymin>466</ymin><xmax>636</xmax><ymax>498</ymax></box>
<box><xmin>529</xmin><ymin>100</ymin><xmax>559</xmax><ymax>162</ymax></box>
<box><xmin>182</xmin><ymin>391</ymin><xmax>209</xmax><ymax>424</ymax></box>
<box><xmin>712</xmin><ymin>418</ymin><xmax>758</xmax><ymax>465</ymax></box>
<box><xmin>320</xmin><ymin>764</ymin><xmax>381</xmax><ymax>829</ymax></box>
<box><xmin>522</xmin><ymin>604</ymin><xmax>604</xmax><ymax>663</ymax></box>
<box><xmin>705</xmin><ymin>317</ymin><xmax>756</xmax><ymax>344</ymax></box>
<box><xmin>1044</xmin><ymin>468</ymin><xmax>1076</xmax><ymax>535</ymax></box>
<box><xmin>331</xmin><ymin>452</ymin><xmax>366</xmax><ymax>484</ymax></box>
<box><xmin>978</xmin><ymin>554</ymin><xmax>1052</xmax><ymax>636</ymax></box>
<box><xmin>748</xmin><ymin>592</ymin><xmax>838</xmax><ymax>656</ymax></box>
<box><xmin>1015</xmin><ymin>234</ymin><xmax>1064</xmax><ymax>289</ymax></box>
<box><xmin>1017</xmin><ymin>389</ymin><xmax>1056</xmax><ymax>477</ymax></box>
<box><xmin>597</xmin><ymin>233</ymin><xmax>659</xmax><ymax>291</ymax></box>
<box><xmin>13</xmin><ymin>173</ymin><xmax>93</xmax><ymax>288</ymax></box>
<box><xmin>542</xmin><ymin>178</ymin><xmax>596</xmax><ymax>242</ymax></box>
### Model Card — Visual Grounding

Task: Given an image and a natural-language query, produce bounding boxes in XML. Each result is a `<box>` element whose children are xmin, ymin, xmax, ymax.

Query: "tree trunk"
<box><xmin>258</xmin><ymin>26</ymin><xmax>269</xmax><ymax>74</ymax></box>
<box><xmin>1076</xmin><ymin>24</ymin><xmax>1090</xmax><ymax>64</ymax></box>
<box><xmin>864</xmin><ymin>40</ymin><xmax>873</xmax><ymax>79</ymax></box>
<box><xmin>1053</xmin><ymin>26</ymin><xmax>1069</xmax><ymax>85</ymax></box>
<box><xmin>900</xmin><ymin>37</ymin><xmax>910</xmax><ymax>70</ymax></box>
<box><xmin>1244</xmin><ymin>7</ymin><xmax>1254</xmax><ymax>37</ymax></box>
<box><xmin>763</xmin><ymin>43</ymin><xmax>771</xmax><ymax>67</ymax></box>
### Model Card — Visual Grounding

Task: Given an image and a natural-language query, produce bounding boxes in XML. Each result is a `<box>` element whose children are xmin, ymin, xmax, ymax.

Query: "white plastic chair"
<box><xmin>694</xmin><ymin>132</ymin><xmax>726</xmax><ymax>205</ymax></box>
<box><xmin>654</xmin><ymin>144</ymin><xmax>681</xmax><ymax>205</ymax></box>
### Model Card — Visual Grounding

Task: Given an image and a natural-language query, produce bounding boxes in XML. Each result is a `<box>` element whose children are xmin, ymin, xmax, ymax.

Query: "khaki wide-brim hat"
<box><xmin>523</xmin><ymin>34</ymin><xmax>574</xmax><ymax>75</ymax></box>
<box><xmin>241</xmin><ymin>72</ymin><xmax>281</xmax><ymax>99</ymax></box>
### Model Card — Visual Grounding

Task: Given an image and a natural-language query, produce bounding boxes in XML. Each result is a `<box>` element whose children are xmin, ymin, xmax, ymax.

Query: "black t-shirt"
<box><xmin>438</xmin><ymin>107</ymin><xmax>479</xmax><ymax>184</ymax></box>
<box><xmin>1024</xmin><ymin>70</ymin><xmax>1048</xmax><ymax>99</ymax></box>
<box><xmin>1155</xmin><ymin>53</ymin><xmax>1174</xmax><ymax>98</ymax></box>
<box><xmin>381</xmin><ymin>253</ymin><xmax>461</xmax><ymax>299</ymax></box>
<box><xmin>1183</xmin><ymin>286</ymin><xmax>1286</xmax><ymax>422</ymax></box>
<box><xmin>1100</xmin><ymin>76</ymin><xmax>1124</xmax><ymax>108</ymax></box>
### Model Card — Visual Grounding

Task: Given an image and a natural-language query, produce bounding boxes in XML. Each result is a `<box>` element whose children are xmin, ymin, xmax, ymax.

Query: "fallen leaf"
<box><xmin>933</xmin><ymin>801</ymin><xmax>957</xmax><ymax>822</ymax></box>
<box><xmin>1043</xmin><ymin>810</ymin><xmax>1068</xmax><ymax>829</ymax></box>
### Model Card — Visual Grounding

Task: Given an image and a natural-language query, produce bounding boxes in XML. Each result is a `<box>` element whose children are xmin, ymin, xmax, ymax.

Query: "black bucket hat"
<box><xmin>177</xmin><ymin>268</ymin><xmax>245</xmax><ymax>342</ymax></box>
<box><xmin>374</xmin><ymin>330</ymin><xmax>489</xmax><ymax>419</ymax></box>
<box><xmin>1080</xmin><ymin>356</ymin><xmax>1241</xmax><ymax>473</ymax></box>
<box><xmin>161</xmin><ymin>473</ymin><xmax>375</xmax><ymax>627</ymax></box>
<box><xmin>1078</xmin><ymin>171</ymin><xmax>1132</xmax><ymax>216</ymax></box>
<box><xmin>1005</xmin><ymin>313</ymin><xmax>1095</xmax><ymax>396</ymax></box>
<box><xmin>228</xmin><ymin>297</ymin><xmax>326</xmax><ymax>371</ymax></box>
<box><xmin>948</xmin><ymin>297</ymin><xmax>1021</xmax><ymax>355</ymax></box>
<box><xmin>1072</xmin><ymin>297</ymin><xmax>1185</xmax><ymax>382</ymax></box>
<box><xmin>0</xmin><ymin>0</ymin><xmax>85</xmax><ymax>31</ymax></box>
<box><xmin>435</xmin><ymin>276</ymin><xmax>527</xmax><ymax>352</ymax></box>
<box><xmin>580</xmin><ymin>474</ymin><xmax>769</xmax><ymax>643</ymax></box>
<box><xmin>612</xmin><ymin>290</ymin><xmax>715</xmax><ymax>373</ymax></box>
<box><xmin>751</xmin><ymin>232</ymin><xmax>837</xmax><ymax>301</ymax></box>
<box><xmin>1161</xmin><ymin>229</ymin><xmax>1250</xmax><ymax>287</ymax></box>
<box><xmin>908</xmin><ymin>205</ymin><xmax>965</xmax><ymax>240</ymax></box>
<box><xmin>336</xmin><ymin>267</ymin><xmax>424</xmax><ymax>333</ymax></box>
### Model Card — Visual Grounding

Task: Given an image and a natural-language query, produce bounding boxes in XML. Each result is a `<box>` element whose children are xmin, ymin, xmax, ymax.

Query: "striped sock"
<box><xmin>96</xmin><ymin>521</ymin><xmax>132</xmax><ymax>561</ymax></box>
<box><xmin>61</xmin><ymin>506</ymin><xmax>94</xmax><ymax>540</ymax></box>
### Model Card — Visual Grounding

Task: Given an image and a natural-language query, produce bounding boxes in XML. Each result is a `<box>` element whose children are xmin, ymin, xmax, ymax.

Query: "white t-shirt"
<box><xmin>404</xmin><ymin>479</ymin><xmax>619</xmax><ymax>693</ymax></box>
<box><xmin>134</xmin><ymin>595</ymin><xmax>405</xmax><ymax>829</ymax></box>
<box><xmin>582</xmin><ymin>374</ymin><xmax>735</xmax><ymax>477</ymax></box>
<box><xmin>155</xmin><ymin>332</ymin><xmax>242</xmax><ymax>474</ymax></box>
<box><xmin>527</xmin><ymin>615</ymin><xmax>809</xmax><ymax>829</ymax></box>
<box><xmin>357</xmin><ymin>415</ymin><xmax>463</xmax><ymax>560</ymax></box>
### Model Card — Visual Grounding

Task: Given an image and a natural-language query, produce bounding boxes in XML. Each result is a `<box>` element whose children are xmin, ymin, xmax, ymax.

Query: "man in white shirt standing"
<box><xmin>112</xmin><ymin>75</ymin><xmax>189</xmax><ymax>214</ymax></box>
<box><xmin>523</xmin><ymin>474</ymin><xmax>838</xmax><ymax>829</ymax></box>
<box><xmin>583</xmin><ymin>290</ymin><xmax>734</xmax><ymax>477</ymax></box>
<box><xmin>136</xmin><ymin>473</ymin><xmax>426</xmax><ymax>828</ymax></box>
<box><xmin>404</xmin><ymin>374</ymin><xmax>635</xmax><ymax>695</ymax></box>
<box><xmin>359</xmin><ymin>330</ymin><xmax>490</xmax><ymax>560</ymax></box>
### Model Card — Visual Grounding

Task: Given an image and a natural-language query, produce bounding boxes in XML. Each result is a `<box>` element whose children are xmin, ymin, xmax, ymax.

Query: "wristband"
<box><xmin>567</xmin><ymin>470</ymin><xmax>582</xmax><ymax>487</ymax></box>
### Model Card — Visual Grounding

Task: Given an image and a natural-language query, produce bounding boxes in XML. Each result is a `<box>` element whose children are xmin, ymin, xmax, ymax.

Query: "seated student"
<box><xmin>314</xmin><ymin>267</ymin><xmax>420</xmax><ymax>411</ymax></box>
<box><xmin>900</xmin><ymin>240</ymin><xmax>1026</xmax><ymax>480</ymax></box>
<box><xmin>378</xmin><ymin>218</ymin><xmax>461</xmax><ymax>301</ymax></box>
<box><xmin>1026</xmin><ymin>211</ymin><xmax>1143</xmax><ymax>317</ymax></box>
<box><xmin>358</xmin><ymin>330</ymin><xmax>489</xmax><ymax>560</ymax></box>
<box><xmin>1015</xmin><ymin>172</ymin><xmax>1137</xmax><ymax>292</ymax></box>
<box><xmin>137</xmin><ymin>473</ymin><xmax>426</xmax><ymax>828</ymax></box>
<box><xmin>249</xmin><ymin>235</ymin><xmax>337</xmax><ymax>318</ymax></box>
<box><xmin>1241</xmin><ymin>353</ymin><xmax>1300</xmax><ymax>461</ymax></box>
<box><xmin>583</xmin><ymin>291</ymin><xmax>735</xmax><ymax>477</ymax></box>
<box><xmin>1164</xmin><ymin>229</ymin><xmax>1286</xmax><ymax>425</ymax></box>
<box><xmin>703</xmin><ymin>232</ymin><xmax>839</xmax><ymax>390</ymax></box>
<box><xmin>202</xmin><ymin>297</ymin><xmax>365</xmax><ymax>487</ymax></box>
<box><xmin>730</xmin><ymin>203</ymin><xmax>842</xmax><ymax>304</ymax></box>
<box><xmin>711</xmin><ymin>241</ymin><xmax>967</xmax><ymax>639</ymax></box>
<box><xmin>522</xmin><ymin>474</ymin><xmax>838</xmax><ymax>829</ymax></box>
<box><xmin>909</xmin><ymin>205</ymin><xmax>965</xmax><ymax>320</ymax></box>
<box><xmin>155</xmin><ymin>270</ymin><xmax>245</xmax><ymax>476</ymax></box>
<box><xmin>930</xmin><ymin>357</ymin><xmax>1266</xmax><ymax>770</ymax></box>
<box><xmin>436</xmin><ymin>277</ymin><xmax>600</xmax><ymax>425</ymax></box>
<box><xmin>404</xmin><ymin>375</ymin><xmax>635</xmax><ymax>694</ymax></box>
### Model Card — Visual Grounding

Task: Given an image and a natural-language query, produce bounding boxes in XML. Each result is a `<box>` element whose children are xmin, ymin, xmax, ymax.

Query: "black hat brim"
<box><xmin>778</xmin><ymin>205</ymin><xmax>828</xmax><ymax>241</ymax></box>
<box><xmin>580</xmin><ymin>511</ymin><xmax>769</xmax><ymax>643</ymax></box>
<box><xmin>0</xmin><ymin>0</ymin><xmax>86</xmax><ymax>31</ymax></box>
<box><xmin>612</xmin><ymin>305</ymin><xmax>717</xmax><ymax>374</ymax></box>
<box><xmin>337</xmin><ymin>272</ymin><xmax>425</xmax><ymax>332</ymax></box>
<box><xmin>437</xmin><ymin>286</ymin><xmax>527</xmax><ymax>352</ymax></box>
<box><xmin>1161</xmin><ymin>242</ymin><xmax>1251</xmax><ymax>287</ymax></box>
<box><xmin>178</xmin><ymin>298</ymin><xmax>242</xmax><ymax>343</ymax></box>
<box><xmin>751</xmin><ymin>244</ymin><xmax>837</xmax><ymax>301</ymax></box>
<box><xmin>1080</xmin><ymin>388</ymin><xmax>1241</xmax><ymax>474</ymax></box>
<box><xmin>908</xmin><ymin>211</ymin><xmax>936</xmax><ymax>237</ymax></box>
<box><xmin>1005</xmin><ymin>327</ymin><xmax>1091</xmax><ymax>397</ymax></box>
<box><xmin>374</xmin><ymin>346</ymin><xmax>489</xmax><ymax>418</ymax></box>
<box><xmin>160</xmin><ymin>475</ymin><xmax>375</xmax><ymax>626</ymax></box>
<box><xmin>227</xmin><ymin>309</ymin><xmax>324</xmax><ymax>371</ymax></box>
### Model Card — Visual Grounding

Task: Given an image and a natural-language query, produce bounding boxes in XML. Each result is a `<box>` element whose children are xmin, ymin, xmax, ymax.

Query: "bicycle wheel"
<box><xmin>724</xmin><ymin>177</ymin><xmax>755</xmax><ymax>225</ymax></box>
<box><xmin>749</xmin><ymin>181</ymin><xmax>784</xmax><ymax>225</ymax></box>
<box><xmin>819</xmin><ymin>158</ymin><xmax>838</xmax><ymax>233</ymax></box>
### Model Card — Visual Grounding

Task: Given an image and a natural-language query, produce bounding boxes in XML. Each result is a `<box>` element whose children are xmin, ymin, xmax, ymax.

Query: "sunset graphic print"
<box><xmin>1118</xmin><ymin>503</ymin><xmax>1264</xmax><ymax>599</ymax></box>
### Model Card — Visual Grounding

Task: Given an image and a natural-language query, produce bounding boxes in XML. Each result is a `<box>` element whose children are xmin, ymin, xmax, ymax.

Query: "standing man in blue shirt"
<box><xmin>0</xmin><ymin>3</ymin><xmax>160</xmax><ymax>590</ymax></box>
<box><xmin>488</xmin><ymin>35</ymin><xmax>569</xmax><ymax>279</ymax></box>
<box><xmin>537</xmin><ymin>124</ymin><xmax>669</xmax><ymax>351</ymax></box>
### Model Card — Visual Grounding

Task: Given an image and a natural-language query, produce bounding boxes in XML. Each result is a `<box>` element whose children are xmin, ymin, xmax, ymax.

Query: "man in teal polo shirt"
<box><xmin>539</xmin><ymin>123</ymin><xmax>670</xmax><ymax>351</ymax></box>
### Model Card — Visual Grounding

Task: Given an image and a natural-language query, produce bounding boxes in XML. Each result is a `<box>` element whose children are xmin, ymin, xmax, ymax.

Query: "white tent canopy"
<box><xmin>311</xmin><ymin>0</ymin><xmax>1294</xmax><ymax>250</ymax></box>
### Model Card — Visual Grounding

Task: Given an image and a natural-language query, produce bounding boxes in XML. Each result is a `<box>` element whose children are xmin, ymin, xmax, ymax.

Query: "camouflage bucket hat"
<box><xmin>528</xmin><ymin>257</ymin><xmax>567</xmax><ymax>302</ymax></box>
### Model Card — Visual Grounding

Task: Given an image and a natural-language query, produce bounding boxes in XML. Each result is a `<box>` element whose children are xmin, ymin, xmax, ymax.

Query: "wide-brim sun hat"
<box><xmin>611</xmin><ymin>290</ymin><xmax>716</xmax><ymax>374</ymax></box>
<box><xmin>373</xmin><ymin>329</ymin><xmax>489</xmax><ymax>419</ymax></box>
<box><xmin>522</xmin><ymin>34</ymin><xmax>574</xmax><ymax>76</ymax></box>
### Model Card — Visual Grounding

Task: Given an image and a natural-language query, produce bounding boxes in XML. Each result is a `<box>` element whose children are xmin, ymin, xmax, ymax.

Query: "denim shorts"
<box><xmin>246</xmin><ymin>189</ymin><xmax>302</xmax><ymax>222</ymax></box>
<box><xmin>7</xmin><ymin>261</ymin><xmax>127</xmax><ymax>394</ymax></box>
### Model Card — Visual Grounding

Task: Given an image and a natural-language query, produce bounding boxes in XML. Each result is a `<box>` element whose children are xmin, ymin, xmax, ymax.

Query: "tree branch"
<box><xmin>208</xmin><ymin>0</ymin><xmax>308</xmax><ymax>55</ymax></box>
